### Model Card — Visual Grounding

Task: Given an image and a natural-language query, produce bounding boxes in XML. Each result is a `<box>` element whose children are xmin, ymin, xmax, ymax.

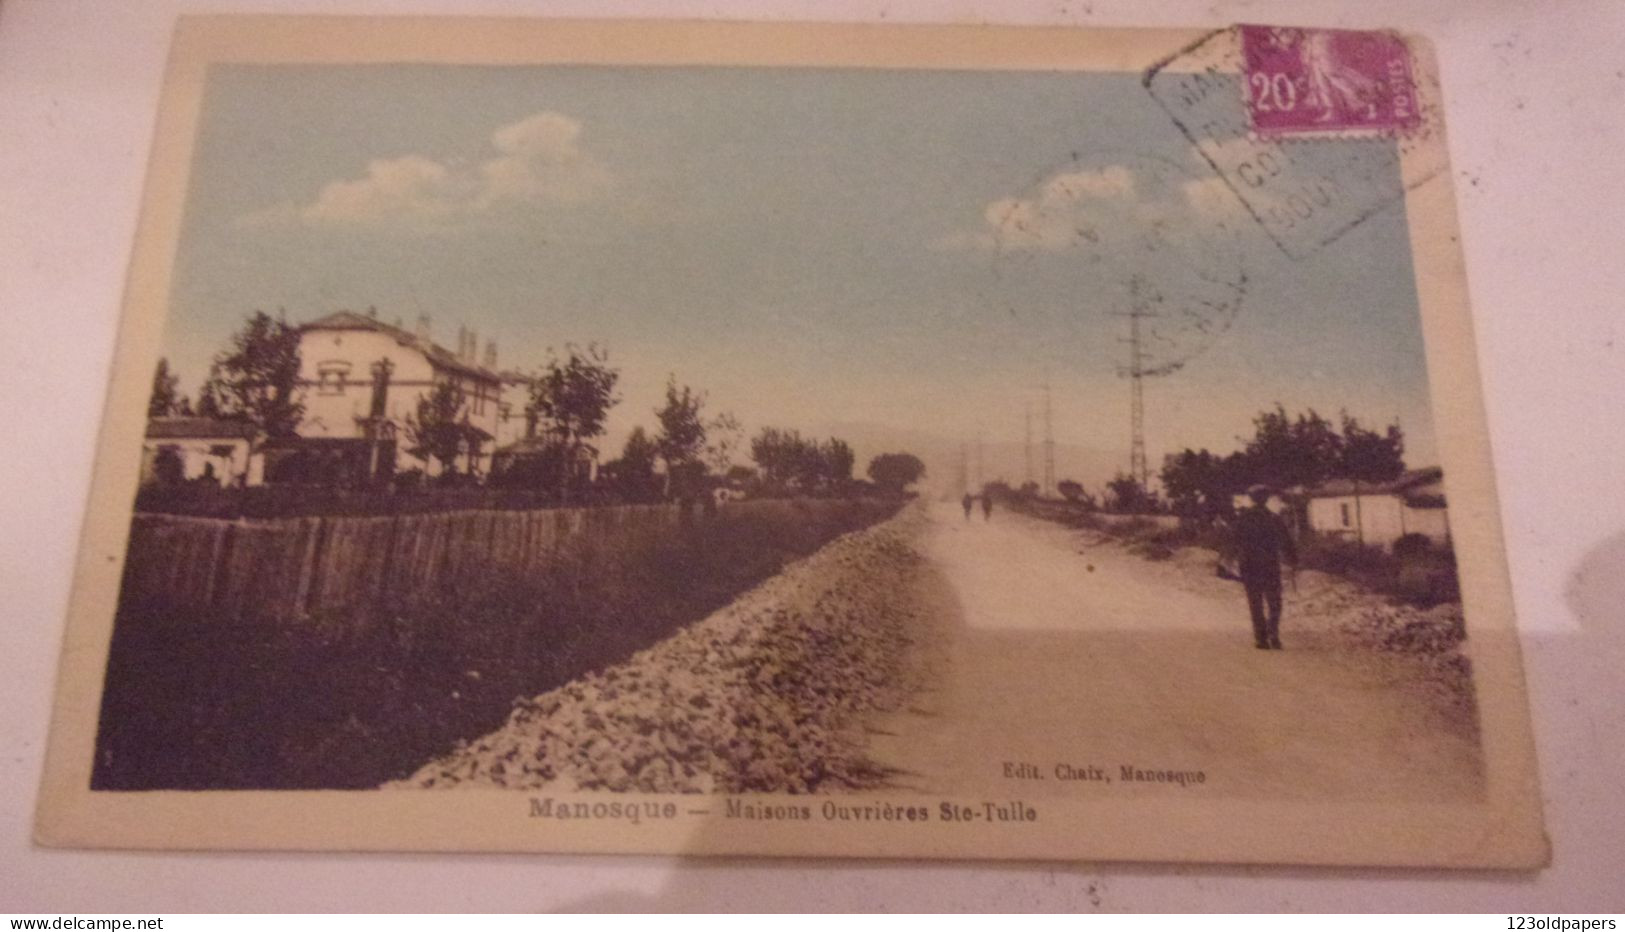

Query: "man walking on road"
<box><xmin>1234</xmin><ymin>484</ymin><xmax>1297</xmax><ymax>650</ymax></box>
<box><xmin>962</xmin><ymin>493</ymin><xmax>975</xmax><ymax>521</ymax></box>
<box><xmin>981</xmin><ymin>494</ymin><xmax>993</xmax><ymax>522</ymax></box>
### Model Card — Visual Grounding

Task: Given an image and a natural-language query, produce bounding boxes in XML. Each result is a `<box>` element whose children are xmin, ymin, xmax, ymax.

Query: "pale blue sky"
<box><xmin>162</xmin><ymin>63</ymin><xmax>1437</xmax><ymax>472</ymax></box>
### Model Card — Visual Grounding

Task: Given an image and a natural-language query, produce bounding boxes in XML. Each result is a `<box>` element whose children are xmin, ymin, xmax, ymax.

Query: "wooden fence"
<box><xmin>118</xmin><ymin>499</ymin><xmax>873</xmax><ymax>628</ymax></box>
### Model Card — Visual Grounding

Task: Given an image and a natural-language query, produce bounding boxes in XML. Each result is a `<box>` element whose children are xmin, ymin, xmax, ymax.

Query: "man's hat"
<box><xmin>1247</xmin><ymin>483</ymin><xmax>1273</xmax><ymax>498</ymax></box>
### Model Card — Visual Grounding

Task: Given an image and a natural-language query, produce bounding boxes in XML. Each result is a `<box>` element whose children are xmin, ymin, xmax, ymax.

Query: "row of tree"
<box><xmin>1159</xmin><ymin>405</ymin><xmax>1405</xmax><ymax>519</ymax></box>
<box><xmin>1029</xmin><ymin>405</ymin><xmax>1406</xmax><ymax>517</ymax></box>
<box><xmin>148</xmin><ymin>310</ymin><xmax>928</xmax><ymax>501</ymax></box>
<box><xmin>748</xmin><ymin>428</ymin><xmax>854</xmax><ymax>490</ymax></box>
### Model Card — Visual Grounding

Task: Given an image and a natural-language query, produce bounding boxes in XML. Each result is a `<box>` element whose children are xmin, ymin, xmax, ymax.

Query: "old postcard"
<box><xmin>37</xmin><ymin>17</ymin><xmax>1546</xmax><ymax>866</ymax></box>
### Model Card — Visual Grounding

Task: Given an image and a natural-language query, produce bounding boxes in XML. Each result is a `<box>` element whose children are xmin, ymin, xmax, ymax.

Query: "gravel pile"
<box><xmin>395</xmin><ymin>507</ymin><xmax>929</xmax><ymax>793</ymax></box>
<box><xmin>1315</xmin><ymin>592</ymin><xmax>1477</xmax><ymax>729</ymax></box>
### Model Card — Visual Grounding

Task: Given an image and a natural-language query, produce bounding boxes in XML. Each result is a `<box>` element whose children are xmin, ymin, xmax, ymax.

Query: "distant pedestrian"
<box><xmin>962</xmin><ymin>493</ymin><xmax>975</xmax><ymax>521</ymax></box>
<box><xmin>1232</xmin><ymin>484</ymin><xmax>1297</xmax><ymax>650</ymax></box>
<box><xmin>981</xmin><ymin>494</ymin><xmax>993</xmax><ymax>521</ymax></box>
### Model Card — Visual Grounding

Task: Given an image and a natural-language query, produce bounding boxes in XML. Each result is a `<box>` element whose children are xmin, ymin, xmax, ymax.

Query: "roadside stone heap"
<box><xmin>396</xmin><ymin>508</ymin><xmax>928</xmax><ymax>793</ymax></box>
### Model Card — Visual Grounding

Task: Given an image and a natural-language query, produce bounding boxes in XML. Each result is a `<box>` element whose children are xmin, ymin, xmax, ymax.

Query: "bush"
<box><xmin>1392</xmin><ymin>533</ymin><xmax>1432</xmax><ymax>558</ymax></box>
<box><xmin>1131</xmin><ymin>540</ymin><xmax>1176</xmax><ymax>561</ymax></box>
<box><xmin>1298</xmin><ymin>533</ymin><xmax>1460</xmax><ymax>607</ymax></box>
<box><xmin>1108</xmin><ymin>516</ymin><xmax>1161</xmax><ymax>537</ymax></box>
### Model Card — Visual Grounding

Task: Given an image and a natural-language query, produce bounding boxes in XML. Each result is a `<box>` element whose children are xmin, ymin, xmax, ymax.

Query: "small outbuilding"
<box><xmin>142</xmin><ymin>416</ymin><xmax>262</xmax><ymax>487</ymax></box>
<box><xmin>1303</xmin><ymin>466</ymin><xmax>1448</xmax><ymax>549</ymax></box>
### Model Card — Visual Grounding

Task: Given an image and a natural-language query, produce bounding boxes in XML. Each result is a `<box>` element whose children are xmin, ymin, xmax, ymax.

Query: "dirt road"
<box><xmin>867</xmin><ymin>502</ymin><xmax>1484</xmax><ymax>802</ymax></box>
<box><xmin>404</xmin><ymin>500</ymin><xmax>1482</xmax><ymax>802</ymax></box>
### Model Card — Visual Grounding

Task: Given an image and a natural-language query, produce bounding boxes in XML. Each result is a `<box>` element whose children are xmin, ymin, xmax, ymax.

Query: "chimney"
<box><xmin>469</xmin><ymin>329</ymin><xmax>479</xmax><ymax>363</ymax></box>
<box><xmin>483</xmin><ymin>340</ymin><xmax>497</xmax><ymax>370</ymax></box>
<box><xmin>416</xmin><ymin>315</ymin><xmax>431</xmax><ymax>342</ymax></box>
<box><xmin>457</xmin><ymin>325</ymin><xmax>468</xmax><ymax>359</ymax></box>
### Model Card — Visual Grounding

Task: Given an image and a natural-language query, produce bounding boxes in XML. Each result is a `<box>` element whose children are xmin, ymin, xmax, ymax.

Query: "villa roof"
<box><xmin>1306</xmin><ymin>466</ymin><xmax>1444</xmax><ymax>500</ymax></box>
<box><xmin>301</xmin><ymin>310</ymin><xmax>502</xmax><ymax>384</ymax></box>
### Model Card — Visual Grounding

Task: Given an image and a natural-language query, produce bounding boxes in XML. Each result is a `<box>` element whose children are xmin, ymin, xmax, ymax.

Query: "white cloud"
<box><xmin>301</xmin><ymin>155</ymin><xmax>466</xmax><ymax>228</ymax></box>
<box><xmin>980</xmin><ymin>165</ymin><xmax>1136</xmax><ymax>252</ymax></box>
<box><xmin>477</xmin><ymin>112</ymin><xmax>611</xmax><ymax>207</ymax></box>
<box><xmin>241</xmin><ymin>111</ymin><xmax>611</xmax><ymax>232</ymax></box>
<box><xmin>936</xmin><ymin>162</ymin><xmax>1243</xmax><ymax>253</ymax></box>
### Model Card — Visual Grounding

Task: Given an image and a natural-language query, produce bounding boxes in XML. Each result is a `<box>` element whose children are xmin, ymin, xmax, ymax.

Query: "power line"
<box><xmin>1112</xmin><ymin>275</ymin><xmax>1162</xmax><ymax>489</ymax></box>
<box><xmin>974</xmin><ymin>432</ymin><xmax>984</xmax><ymax>489</ymax></box>
<box><xmin>1024</xmin><ymin>401</ymin><xmax>1033</xmax><ymax>486</ymax></box>
<box><xmin>1041</xmin><ymin>380</ymin><xmax>1056</xmax><ymax>497</ymax></box>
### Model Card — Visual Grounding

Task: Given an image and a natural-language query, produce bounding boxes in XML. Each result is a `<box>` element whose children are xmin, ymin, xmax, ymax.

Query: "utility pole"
<box><xmin>974</xmin><ymin>432</ymin><xmax>985</xmax><ymax>490</ymax></box>
<box><xmin>1042</xmin><ymin>380</ymin><xmax>1056</xmax><ymax>497</ymax></box>
<box><xmin>1113</xmin><ymin>276</ymin><xmax>1160</xmax><ymax>489</ymax></box>
<box><xmin>1024</xmin><ymin>401</ymin><xmax>1034</xmax><ymax>487</ymax></box>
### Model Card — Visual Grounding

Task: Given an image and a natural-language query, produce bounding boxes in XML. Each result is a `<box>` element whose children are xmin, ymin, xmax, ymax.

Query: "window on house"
<box><xmin>1340</xmin><ymin>503</ymin><xmax>1352</xmax><ymax>527</ymax></box>
<box><xmin>317</xmin><ymin>362</ymin><xmax>351</xmax><ymax>395</ymax></box>
<box><xmin>208</xmin><ymin>444</ymin><xmax>235</xmax><ymax>458</ymax></box>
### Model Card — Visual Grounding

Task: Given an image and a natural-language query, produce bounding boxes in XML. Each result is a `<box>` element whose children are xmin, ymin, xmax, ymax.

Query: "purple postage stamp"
<box><xmin>1240</xmin><ymin>25</ymin><xmax>1420</xmax><ymax>135</ymax></box>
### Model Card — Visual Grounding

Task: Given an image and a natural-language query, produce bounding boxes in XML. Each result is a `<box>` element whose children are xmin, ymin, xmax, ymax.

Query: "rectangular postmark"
<box><xmin>1144</xmin><ymin>26</ymin><xmax>1446</xmax><ymax>259</ymax></box>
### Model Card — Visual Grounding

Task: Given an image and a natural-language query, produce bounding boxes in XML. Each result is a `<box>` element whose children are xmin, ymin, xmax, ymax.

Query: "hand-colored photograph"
<box><xmin>38</xmin><ymin>19</ymin><xmax>1544</xmax><ymax>866</ymax></box>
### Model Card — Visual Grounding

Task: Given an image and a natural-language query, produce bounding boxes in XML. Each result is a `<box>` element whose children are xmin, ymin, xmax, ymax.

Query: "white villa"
<box><xmin>294</xmin><ymin>310</ymin><xmax>508</xmax><ymax>479</ymax></box>
<box><xmin>140</xmin><ymin>310</ymin><xmax>590</xmax><ymax>487</ymax></box>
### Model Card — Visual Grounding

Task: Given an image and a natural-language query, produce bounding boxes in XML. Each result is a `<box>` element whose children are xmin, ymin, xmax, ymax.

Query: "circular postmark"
<box><xmin>985</xmin><ymin>150</ymin><xmax>1247</xmax><ymax>378</ymax></box>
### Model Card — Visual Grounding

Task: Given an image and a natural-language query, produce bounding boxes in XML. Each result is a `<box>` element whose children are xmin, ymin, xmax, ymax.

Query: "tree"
<box><xmin>617</xmin><ymin>426</ymin><xmax>659</xmax><ymax>482</ymax></box>
<box><xmin>597</xmin><ymin>425</ymin><xmax>661</xmax><ymax>501</ymax></box>
<box><xmin>751</xmin><ymin>429</ymin><xmax>856</xmax><ymax>493</ymax></box>
<box><xmin>1337</xmin><ymin>412</ymin><xmax>1406</xmax><ymax>546</ymax></box>
<box><xmin>865</xmin><ymin>452</ymin><xmax>925</xmax><ymax>494</ymax></box>
<box><xmin>1160</xmin><ymin>449</ymin><xmax>1214</xmax><ymax>517</ymax></box>
<box><xmin>1105</xmin><ymin>472</ymin><xmax>1158</xmax><ymax>513</ymax></box>
<box><xmin>196</xmin><ymin>311</ymin><xmax>305</xmax><ymax>439</ymax></box>
<box><xmin>194</xmin><ymin>370</ymin><xmax>226</xmax><ymax>419</ymax></box>
<box><xmin>1159</xmin><ymin>448</ymin><xmax>1248</xmax><ymax>520</ymax></box>
<box><xmin>654</xmin><ymin>377</ymin><xmax>707</xmax><ymax>496</ymax></box>
<box><xmin>1056</xmin><ymin>479</ymin><xmax>1098</xmax><ymax>509</ymax></box>
<box><xmin>1338</xmin><ymin>412</ymin><xmax>1405</xmax><ymax>483</ymax></box>
<box><xmin>1240</xmin><ymin>405</ymin><xmax>1343</xmax><ymax>491</ymax></box>
<box><xmin>750</xmin><ymin>427</ymin><xmax>803</xmax><ymax>488</ymax></box>
<box><xmin>148</xmin><ymin>358</ymin><xmax>187</xmax><ymax>418</ymax></box>
<box><xmin>405</xmin><ymin>379</ymin><xmax>474</xmax><ymax>478</ymax></box>
<box><xmin>703</xmin><ymin>411</ymin><xmax>744</xmax><ymax>477</ymax></box>
<box><xmin>821</xmin><ymin>438</ymin><xmax>855</xmax><ymax>486</ymax></box>
<box><xmin>527</xmin><ymin>343</ymin><xmax>620</xmax><ymax>498</ymax></box>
